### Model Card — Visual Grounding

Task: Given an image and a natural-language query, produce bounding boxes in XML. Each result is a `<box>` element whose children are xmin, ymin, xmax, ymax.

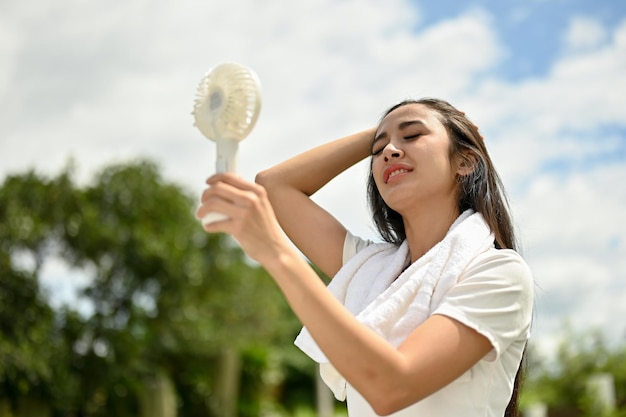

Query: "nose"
<box><xmin>382</xmin><ymin>142</ymin><xmax>404</xmax><ymax>162</ymax></box>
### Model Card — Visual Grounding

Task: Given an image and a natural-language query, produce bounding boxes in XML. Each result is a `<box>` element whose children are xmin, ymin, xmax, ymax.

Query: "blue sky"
<box><xmin>422</xmin><ymin>0</ymin><xmax>626</xmax><ymax>79</ymax></box>
<box><xmin>1</xmin><ymin>0</ymin><xmax>625</xmax><ymax>360</ymax></box>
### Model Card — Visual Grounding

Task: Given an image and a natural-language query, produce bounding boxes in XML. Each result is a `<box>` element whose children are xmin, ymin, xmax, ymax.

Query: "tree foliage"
<box><xmin>0</xmin><ymin>160</ymin><xmax>305</xmax><ymax>416</ymax></box>
<box><xmin>522</xmin><ymin>325</ymin><xmax>626</xmax><ymax>417</ymax></box>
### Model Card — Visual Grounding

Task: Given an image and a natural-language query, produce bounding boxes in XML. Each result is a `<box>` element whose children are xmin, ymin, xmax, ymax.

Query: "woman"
<box><xmin>196</xmin><ymin>98</ymin><xmax>533</xmax><ymax>416</ymax></box>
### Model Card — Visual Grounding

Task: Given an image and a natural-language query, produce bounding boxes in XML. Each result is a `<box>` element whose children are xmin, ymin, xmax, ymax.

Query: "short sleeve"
<box><xmin>342</xmin><ymin>230</ymin><xmax>373</xmax><ymax>265</ymax></box>
<box><xmin>432</xmin><ymin>248</ymin><xmax>534</xmax><ymax>361</ymax></box>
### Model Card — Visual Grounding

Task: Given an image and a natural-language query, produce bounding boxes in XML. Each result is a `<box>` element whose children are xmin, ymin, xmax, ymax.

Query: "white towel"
<box><xmin>293</xmin><ymin>209</ymin><xmax>494</xmax><ymax>400</ymax></box>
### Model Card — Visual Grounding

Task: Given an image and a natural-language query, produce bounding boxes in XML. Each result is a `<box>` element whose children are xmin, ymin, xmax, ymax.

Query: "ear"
<box><xmin>455</xmin><ymin>151</ymin><xmax>478</xmax><ymax>177</ymax></box>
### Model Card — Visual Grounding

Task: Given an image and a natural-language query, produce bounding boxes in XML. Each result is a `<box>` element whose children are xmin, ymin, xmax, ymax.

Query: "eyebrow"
<box><xmin>372</xmin><ymin>119</ymin><xmax>426</xmax><ymax>148</ymax></box>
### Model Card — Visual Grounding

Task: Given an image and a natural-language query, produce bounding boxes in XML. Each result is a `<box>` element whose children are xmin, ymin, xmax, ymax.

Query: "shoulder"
<box><xmin>463</xmin><ymin>247</ymin><xmax>534</xmax><ymax>291</ymax></box>
<box><xmin>451</xmin><ymin>247</ymin><xmax>535</xmax><ymax>325</ymax></box>
<box><xmin>434</xmin><ymin>247</ymin><xmax>534</xmax><ymax>360</ymax></box>
<box><xmin>342</xmin><ymin>230</ymin><xmax>376</xmax><ymax>265</ymax></box>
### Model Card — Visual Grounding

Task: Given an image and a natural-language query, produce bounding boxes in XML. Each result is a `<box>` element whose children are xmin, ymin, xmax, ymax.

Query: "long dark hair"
<box><xmin>367</xmin><ymin>98</ymin><xmax>524</xmax><ymax>417</ymax></box>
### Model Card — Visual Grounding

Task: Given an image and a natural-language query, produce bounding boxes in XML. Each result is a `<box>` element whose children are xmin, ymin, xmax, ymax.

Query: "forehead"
<box><xmin>377</xmin><ymin>103</ymin><xmax>442</xmax><ymax>132</ymax></box>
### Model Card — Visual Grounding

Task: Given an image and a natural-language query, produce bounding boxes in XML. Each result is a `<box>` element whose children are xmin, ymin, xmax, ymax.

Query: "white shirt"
<box><xmin>341</xmin><ymin>232</ymin><xmax>534</xmax><ymax>417</ymax></box>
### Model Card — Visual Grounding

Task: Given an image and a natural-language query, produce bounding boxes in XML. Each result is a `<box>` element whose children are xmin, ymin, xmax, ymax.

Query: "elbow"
<box><xmin>358</xmin><ymin>383</ymin><xmax>416</xmax><ymax>416</ymax></box>
<box><xmin>254</xmin><ymin>168</ymin><xmax>282</xmax><ymax>192</ymax></box>
<box><xmin>370</xmin><ymin>396</ymin><xmax>409</xmax><ymax>417</ymax></box>
<box><xmin>254</xmin><ymin>168</ymin><xmax>272</xmax><ymax>188</ymax></box>
<box><xmin>371</xmin><ymin>401</ymin><xmax>395</xmax><ymax>416</ymax></box>
<box><xmin>255</xmin><ymin>167</ymin><xmax>301</xmax><ymax>199</ymax></box>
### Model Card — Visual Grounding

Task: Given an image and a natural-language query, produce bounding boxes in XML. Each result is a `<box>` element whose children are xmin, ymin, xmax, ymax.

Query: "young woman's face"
<box><xmin>371</xmin><ymin>103</ymin><xmax>460</xmax><ymax>214</ymax></box>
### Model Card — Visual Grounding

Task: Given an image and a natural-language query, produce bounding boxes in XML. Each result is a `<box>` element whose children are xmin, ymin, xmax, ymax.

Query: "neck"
<box><xmin>402</xmin><ymin>201</ymin><xmax>460</xmax><ymax>263</ymax></box>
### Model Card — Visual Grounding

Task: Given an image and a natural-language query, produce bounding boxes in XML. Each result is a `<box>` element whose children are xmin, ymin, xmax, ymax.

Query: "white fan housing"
<box><xmin>192</xmin><ymin>62</ymin><xmax>262</xmax><ymax>173</ymax></box>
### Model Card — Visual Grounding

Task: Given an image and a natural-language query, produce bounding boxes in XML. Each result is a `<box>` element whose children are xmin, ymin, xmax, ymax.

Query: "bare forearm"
<box><xmin>261</xmin><ymin>248</ymin><xmax>408</xmax><ymax>409</ymax></box>
<box><xmin>261</xmin><ymin>250</ymin><xmax>488</xmax><ymax>415</ymax></box>
<box><xmin>254</xmin><ymin>128</ymin><xmax>376</xmax><ymax>275</ymax></box>
<box><xmin>256</xmin><ymin>128</ymin><xmax>375</xmax><ymax>196</ymax></box>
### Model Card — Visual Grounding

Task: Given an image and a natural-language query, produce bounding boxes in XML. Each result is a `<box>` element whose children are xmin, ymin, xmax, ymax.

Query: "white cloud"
<box><xmin>0</xmin><ymin>16</ymin><xmax>20</xmax><ymax>99</ymax></box>
<box><xmin>518</xmin><ymin>165</ymin><xmax>626</xmax><ymax>250</ymax></box>
<box><xmin>0</xmin><ymin>0</ymin><xmax>504</xmax><ymax>187</ymax></box>
<box><xmin>518</xmin><ymin>169</ymin><xmax>626</xmax><ymax>354</ymax></box>
<box><xmin>463</xmin><ymin>17</ymin><xmax>626</xmax><ymax>189</ymax></box>
<box><xmin>564</xmin><ymin>16</ymin><xmax>608</xmax><ymax>53</ymax></box>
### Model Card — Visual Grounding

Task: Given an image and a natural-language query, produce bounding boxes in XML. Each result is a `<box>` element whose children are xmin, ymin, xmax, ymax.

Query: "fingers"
<box><xmin>196</xmin><ymin>196</ymin><xmax>237</xmax><ymax>223</ymax></box>
<box><xmin>199</xmin><ymin>177</ymin><xmax>264</xmax><ymax>209</ymax></box>
<box><xmin>196</xmin><ymin>173</ymin><xmax>267</xmax><ymax>230</ymax></box>
<box><xmin>205</xmin><ymin>172</ymin><xmax>262</xmax><ymax>193</ymax></box>
<box><xmin>196</xmin><ymin>173</ymin><xmax>287</xmax><ymax>264</ymax></box>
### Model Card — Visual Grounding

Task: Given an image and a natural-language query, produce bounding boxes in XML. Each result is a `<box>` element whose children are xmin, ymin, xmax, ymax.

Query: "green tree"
<box><xmin>0</xmin><ymin>160</ymin><xmax>308</xmax><ymax>417</ymax></box>
<box><xmin>0</xmin><ymin>169</ymin><xmax>78</xmax><ymax>416</ymax></box>
<box><xmin>521</xmin><ymin>326</ymin><xmax>626</xmax><ymax>417</ymax></box>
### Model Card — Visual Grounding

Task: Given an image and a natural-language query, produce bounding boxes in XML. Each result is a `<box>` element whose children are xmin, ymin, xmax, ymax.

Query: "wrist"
<box><xmin>260</xmin><ymin>245</ymin><xmax>303</xmax><ymax>275</ymax></box>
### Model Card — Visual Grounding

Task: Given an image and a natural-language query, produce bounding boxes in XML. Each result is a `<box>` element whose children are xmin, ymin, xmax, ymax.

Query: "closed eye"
<box><xmin>372</xmin><ymin>135</ymin><xmax>420</xmax><ymax>155</ymax></box>
<box><xmin>371</xmin><ymin>140</ymin><xmax>388</xmax><ymax>156</ymax></box>
<box><xmin>372</xmin><ymin>146</ymin><xmax>385</xmax><ymax>156</ymax></box>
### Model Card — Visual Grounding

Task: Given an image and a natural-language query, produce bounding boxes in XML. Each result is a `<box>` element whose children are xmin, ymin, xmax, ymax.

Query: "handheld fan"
<box><xmin>192</xmin><ymin>62</ymin><xmax>262</xmax><ymax>224</ymax></box>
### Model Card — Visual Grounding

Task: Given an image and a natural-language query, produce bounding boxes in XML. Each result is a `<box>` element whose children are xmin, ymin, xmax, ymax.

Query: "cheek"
<box><xmin>429</xmin><ymin>147</ymin><xmax>455</xmax><ymax>175</ymax></box>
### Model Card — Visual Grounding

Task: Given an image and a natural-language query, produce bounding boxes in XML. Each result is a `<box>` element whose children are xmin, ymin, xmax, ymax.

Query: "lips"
<box><xmin>383</xmin><ymin>164</ymin><xmax>413</xmax><ymax>183</ymax></box>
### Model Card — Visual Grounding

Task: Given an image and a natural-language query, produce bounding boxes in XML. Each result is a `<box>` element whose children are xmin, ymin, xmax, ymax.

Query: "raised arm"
<box><xmin>255</xmin><ymin>128</ymin><xmax>375</xmax><ymax>277</ymax></box>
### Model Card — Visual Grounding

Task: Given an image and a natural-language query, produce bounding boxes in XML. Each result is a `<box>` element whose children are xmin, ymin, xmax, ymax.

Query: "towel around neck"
<box><xmin>294</xmin><ymin>209</ymin><xmax>495</xmax><ymax>400</ymax></box>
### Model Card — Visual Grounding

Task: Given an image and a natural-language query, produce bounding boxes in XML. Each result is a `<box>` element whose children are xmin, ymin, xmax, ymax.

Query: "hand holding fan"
<box><xmin>192</xmin><ymin>62</ymin><xmax>262</xmax><ymax>224</ymax></box>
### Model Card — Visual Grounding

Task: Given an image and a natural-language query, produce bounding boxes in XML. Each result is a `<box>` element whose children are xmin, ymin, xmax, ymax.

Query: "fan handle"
<box><xmin>200</xmin><ymin>138</ymin><xmax>239</xmax><ymax>224</ymax></box>
<box><xmin>216</xmin><ymin>137</ymin><xmax>239</xmax><ymax>174</ymax></box>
